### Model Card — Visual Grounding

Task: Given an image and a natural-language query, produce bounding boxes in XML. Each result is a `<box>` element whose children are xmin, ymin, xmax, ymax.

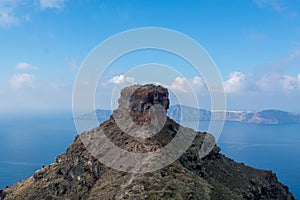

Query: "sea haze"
<box><xmin>0</xmin><ymin>113</ymin><xmax>299</xmax><ymax>199</ymax></box>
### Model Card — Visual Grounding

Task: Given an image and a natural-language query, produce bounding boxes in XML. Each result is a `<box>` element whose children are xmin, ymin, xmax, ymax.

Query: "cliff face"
<box><xmin>0</xmin><ymin>84</ymin><xmax>295</xmax><ymax>200</ymax></box>
<box><xmin>118</xmin><ymin>84</ymin><xmax>169</xmax><ymax>125</ymax></box>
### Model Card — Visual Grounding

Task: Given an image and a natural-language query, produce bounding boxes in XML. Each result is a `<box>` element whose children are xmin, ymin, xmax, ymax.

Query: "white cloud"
<box><xmin>0</xmin><ymin>0</ymin><xmax>67</xmax><ymax>28</ymax></box>
<box><xmin>221</xmin><ymin>71</ymin><xmax>300</xmax><ymax>94</ymax></box>
<box><xmin>248</xmin><ymin>73</ymin><xmax>300</xmax><ymax>93</ymax></box>
<box><xmin>0</xmin><ymin>1</ymin><xmax>19</xmax><ymax>27</ymax></box>
<box><xmin>169</xmin><ymin>76</ymin><xmax>205</xmax><ymax>94</ymax></box>
<box><xmin>256</xmin><ymin>75</ymin><xmax>275</xmax><ymax>92</ymax></box>
<box><xmin>108</xmin><ymin>75</ymin><xmax>135</xmax><ymax>84</ymax></box>
<box><xmin>40</xmin><ymin>0</ymin><xmax>67</xmax><ymax>10</ymax></box>
<box><xmin>10</xmin><ymin>73</ymin><xmax>36</xmax><ymax>90</ymax></box>
<box><xmin>169</xmin><ymin>77</ymin><xmax>189</xmax><ymax>93</ymax></box>
<box><xmin>15</xmin><ymin>62</ymin><xmax>38</xmax><ymax>70</ymax></box>
<box><xmin>224</xmin><ymin>72</ymin><xmax>247</xmax><ymax>93</ymax></box>
<box><xmin>280</xmin><ymin>75</ymin><xmax>299</xmax><ymax>91</ymax></box>
<box><xmin>191</xmin><ymin>76</ymin><xmax>206</xmax><ymax>93</ymax></box>
<box><xmin>191</xmin><ymin>76</ymin><xmax>203</xmax><ymax>85</ymax></box>
<box><xmin>0</xmin><ymin>1</ymin><xmax>33</xmax><ymax>28</ymax></box>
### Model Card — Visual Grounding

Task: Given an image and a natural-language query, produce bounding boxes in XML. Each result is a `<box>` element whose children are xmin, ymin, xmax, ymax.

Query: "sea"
<box><xmin>0</xmin><ymin>112</ymin><xmax>299</xmax><ymax>199</ymax></box>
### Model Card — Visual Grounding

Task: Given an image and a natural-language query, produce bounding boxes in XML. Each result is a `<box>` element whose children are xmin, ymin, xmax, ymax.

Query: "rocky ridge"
<box><xmin>0</xmin><ymin>84</ymin><xmax>295</xmax><ymax>200</ymax></box>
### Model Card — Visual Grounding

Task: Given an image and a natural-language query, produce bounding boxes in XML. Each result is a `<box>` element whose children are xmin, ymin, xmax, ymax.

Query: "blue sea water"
<box><xmin>216</xmin><ymin>122</ymin><xmax>300</xmax><ymax>199</ymax></box>
<box><xmin>0</xmin><ymin>113</ymin><xmax>299</xmax><ymax>199</ymax></box>
<box><xmin>0</xmin><ymin>113</ymin><xmax>77</xmax><ymax>189</ymax></box>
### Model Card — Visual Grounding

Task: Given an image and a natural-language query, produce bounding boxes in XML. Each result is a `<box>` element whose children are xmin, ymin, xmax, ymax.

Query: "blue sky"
<box><xmin>1</xmin><ymin>0</ymin><xmax>300</xmax><ymax>112</ymax></box>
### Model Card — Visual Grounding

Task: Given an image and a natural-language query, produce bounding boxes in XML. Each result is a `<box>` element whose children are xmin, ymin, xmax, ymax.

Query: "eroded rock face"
<box><xmin>117</xmin><ymin>84</ymin><xmax>169</xmax><ymax>125</ymax></box>
<box><xmin>0</xmin><ymin>84</ymin><xmax>295</xmax><ymax>200</ymax></box>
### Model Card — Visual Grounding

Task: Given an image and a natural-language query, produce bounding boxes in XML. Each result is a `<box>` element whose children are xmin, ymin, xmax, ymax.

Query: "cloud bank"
<box><xmin>15</xmin><ymin>62</ymin><xmax>38</xmax><ymax>70</ymax></box>
<box><xmin>10</xmin><ymin>73</ymin><xmax>36</xmax><ymax>90</ymax></box>
<box><xmin>109</xmin><ymin>75</ymin><xmax>135</xmax><ymax>84</ymax></box>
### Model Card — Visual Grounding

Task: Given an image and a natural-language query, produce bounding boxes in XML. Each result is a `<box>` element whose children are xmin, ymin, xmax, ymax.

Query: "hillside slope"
<box><xmin>1</xmin><ymin>84</ymin><xmax>295</xmax><ymax>200</ymax></box>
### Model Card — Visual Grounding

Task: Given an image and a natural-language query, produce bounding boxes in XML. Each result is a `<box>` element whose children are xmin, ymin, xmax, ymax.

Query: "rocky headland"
<box><xmin>0</xmin><ymin>84</ymin><xmax>295</xmax><ymax>200</ymax></box>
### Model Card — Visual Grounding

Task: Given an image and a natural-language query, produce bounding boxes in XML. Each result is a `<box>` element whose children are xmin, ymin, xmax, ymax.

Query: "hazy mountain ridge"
<box><xmin>168</xmin><ymin>105</ymin><xmax>300</xmax><ymax>124</ymax></box>
<box><xmin>77</xmin><ymin>105</ymin><xmax>300</xmax><ymax>125</ymax></box>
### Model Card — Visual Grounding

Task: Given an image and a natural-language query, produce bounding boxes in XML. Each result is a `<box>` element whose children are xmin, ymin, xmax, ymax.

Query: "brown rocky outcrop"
<box><xmin>0</xmin><ymin>84</ymin><xmax>295</xmax><ymax>200</ymax></box>
<box><xmin>117</xmin><ymin>84</ymin><xmax>169</xmax><ymax>125</ymax></box>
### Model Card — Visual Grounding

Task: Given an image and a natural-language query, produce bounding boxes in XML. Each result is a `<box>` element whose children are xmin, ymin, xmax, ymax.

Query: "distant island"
<box><xmin>77</xmin><ymin>105</ymin><xmax>300</xmax><ymax>125</ymax></box>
